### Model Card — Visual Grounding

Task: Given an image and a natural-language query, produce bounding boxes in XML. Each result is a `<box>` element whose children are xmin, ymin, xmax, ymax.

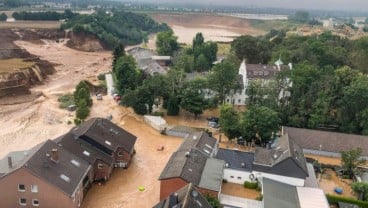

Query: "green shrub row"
<box><xmin>243</xmin><ymin>181</ymin><xmax>258</xmax><ymax>189</ymax></box>
<box><xmin>326</xmin><ymin>194</ymin><xmax>368</xmax><ymax>208</ymax></box>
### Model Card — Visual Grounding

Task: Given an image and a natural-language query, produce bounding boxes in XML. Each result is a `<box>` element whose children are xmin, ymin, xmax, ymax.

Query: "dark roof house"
<box><xmin>283</xmin><ymin>126</ymin><xmax>368</xmax><ymax>157</ymax></box>
<box><xmin>154</xmin><ymin>183</ymin><xmax>212</xmax><ymax>208</ymax></box>
<box><xmin>215</xmin><ymin>148</ymin><xmax>254</xmax><ymax>172</ymax></box>
<box><xmin>0</xmin><ymin>140</ymin><xmax>92</xmax><ymax>208</ymax></box>
<box><xmin>72</xmin><ymin>118</ymin><xmax>137</xmax><ymax>156</ymax></box>
<box><xmin>178</xmin><ymin>131</ymin><xmax>218</xmax><ymax>157</ymax></box>
<box><xmin>252</xmin><ymin>134</ymin><xmax>309</xmax><ymax>179</ymax></box>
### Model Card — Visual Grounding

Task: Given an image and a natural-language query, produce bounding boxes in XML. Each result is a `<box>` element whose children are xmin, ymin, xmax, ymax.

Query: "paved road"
<box><xmin>105</xmin><ymin>73</ymin><xmax>115</xmax><ymax>96</ymax></box>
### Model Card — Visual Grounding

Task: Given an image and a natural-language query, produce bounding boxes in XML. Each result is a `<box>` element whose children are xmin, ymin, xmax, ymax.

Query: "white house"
<box><xmin>225</xmin><ymin>59</ymin><xmax>292</xmax><ymax>106</ymax></box>
<box><xmin>216</xmin><ymin>134</ymin><xmax>309</xmax><ymax>187</ymax></box>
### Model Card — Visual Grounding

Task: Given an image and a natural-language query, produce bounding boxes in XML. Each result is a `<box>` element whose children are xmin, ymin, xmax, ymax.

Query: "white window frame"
<box><xmin>117</xmin><ymin>151</ymin><xmax>124</xmax><ymax>156</ymax></box>
<box><xmin>19</xmin><ymin>198</ymin><xmax>27</xmax><ymax>206</ymax></box>
<box><xmin>32</xmin><ymin>199</ymin><xmax>39</xmax><ymax>207</ymax></box>
<box><xmin>98</xmin><ymin>163</ymin><xmax>103</xmax><ymax>169</ymax></box>
<box><xmin>31</xmin><ymin>185</ymin><xmax>38</xmax><ymax>193</ymax></box>
<box><xmin>18</xmin><ymin>184</ymin><xmax>26</xmax><ymax>192</ymax></box>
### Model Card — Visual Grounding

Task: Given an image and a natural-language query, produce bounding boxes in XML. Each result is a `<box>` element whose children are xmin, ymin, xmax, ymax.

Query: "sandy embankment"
<box><xmin>0</xmin><ymin>40</ymin><xmax>112</xmax><ymax>158</ymax></box>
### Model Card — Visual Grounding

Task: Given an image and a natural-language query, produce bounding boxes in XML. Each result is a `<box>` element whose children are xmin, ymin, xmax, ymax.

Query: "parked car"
<box><xmin>96</xmin><ymin>94</ymin><xmax>103</xmax><ymax>100</ymax></box>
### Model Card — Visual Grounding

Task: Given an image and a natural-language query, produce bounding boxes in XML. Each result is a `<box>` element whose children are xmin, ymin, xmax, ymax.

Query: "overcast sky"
<box><xmin>142</xmin><ymin>0</ymin><xmax>368</xmax><ymax>11</ymax></box>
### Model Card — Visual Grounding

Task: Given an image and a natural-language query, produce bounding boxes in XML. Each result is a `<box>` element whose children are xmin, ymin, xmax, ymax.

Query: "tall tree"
<box><xmin>180</xmin><ymin>80</ymin><xmax>209</xmax><ymax>118</ymax></box>
<box><xmin>231</xmin><ymin>35</ymin><xmax>261</xmax><ymax>63</ymax></box>
<box><xmin>0</xmin><ymin>13</ymin><xmax>7</xmax><ymax>21</ymax></box>
<box><xmin>112</xmin><ymin>44</ymin><xmax>125</xmax><ymax>65</ymax></box>
<box><xmin>192</xmin><ymin>32</ymin><xmax>204</xmax><ymax>50</ymax></box>
<box><xmin>241</xmin><ymin>106</ymin><xmax>279</xmax><ymax>144</ymax></box>
<box><xmin>156</xmin><ymin>30</ymin><xmax>179</xmax><ymax>56</ymax></box>
<box><xmin>220</xmin><ymin>104</ymin><xmax>241</xmax><ymax>141</ymax></box>
<box><xmin>341</xmin><ymin>148</ymin><xmax>365</xmax><ymax>178</ymax></box>
<box><xmin>208</xmin><ymin>61</ymin><xmax>240</xmax><ymax>104</ymax></box>
<box><xmin>112</xmin><ymin>55</ymin><xmax>140</xmax><ymax>95</ymax></box>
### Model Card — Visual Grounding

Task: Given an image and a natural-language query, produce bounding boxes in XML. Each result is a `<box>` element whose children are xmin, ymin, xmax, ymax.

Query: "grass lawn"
<box><xmin>0</xmin><ymin>58</ymin><xmax>35</xmax><ymax>73</ymax></box>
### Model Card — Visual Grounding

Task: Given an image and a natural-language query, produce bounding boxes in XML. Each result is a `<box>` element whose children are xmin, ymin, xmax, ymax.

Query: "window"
<box><xmin>230</xmin><ymin>176</ymin><xmax>234</xmax><ymax>178</ymax></box>
<box><xmin>19</xmin><ymin>198</ymin><xmax>27</xmax><ymax>206</ymax></box>
<box><xmin>60</xmin><ymin>174</ymin><xmax>71</xmax><ymax>182</ymax></box>
<box><xmin>105</xmin><ymin>140</ymin><xmax>111</xmax><ymax>146</ymax></box>
<box><xmin>117</xmin><ymin>151</ymin><xmax>123</xmax><ymax>156</ymax></box>
<box><xmin>18</xmin><ymin>184</ymin><xmax>26</xmax><ymax>192</ymax></box>
<box><xmin>238</xmin><ymin>99</ymin><xmax>241</xmax><ymax>103</ymax></box>
<box><xmin>98</xmin><ymin>163</ymin><xmax>103</xmax><ymax>169</ymax></box>
<box><xmin>83</xmin><ymin>150</ymin><xmax>90</xmax><ymax>156</ymax></box>
<box><xmin>32</xmin><ymin>199</ymin><xmax>39</xmax><ymax>207</ymax></box>
<box><xmin>237</xmin><ymin>177</ymin><xmax>242</xmax><ymax>180</ymax></box>
<box><xmin>31</xmin><ymin>185</ymin><xmax>38</xmax><ymax>193</ymax></box>
<box><xmin>71</xmin><ymin>160</ymin><xmax>80</xmax><ymax>167</ymax></box>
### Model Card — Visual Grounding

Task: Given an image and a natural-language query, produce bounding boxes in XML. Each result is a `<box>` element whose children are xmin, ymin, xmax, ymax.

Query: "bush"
<box><xmin>97</xmin><ymin>73</ymin><xmax>106</xmax><ymax>81</ymax></box>
<box><xmin>244</xmin><ymin>181</ymin><xmax>258</xmax><ymax>189</ymax></box>
<box><xmin>152</xmin><ymin>111</ymin><xmax>164</xmax><ymax>117</ymax></box>
<box><xmin>326</xmin><ymin>194</ymin><xmax>368</xmax><ymax>208</ymax></box>
<box><xmin>58</xmin><ymin>94</ymin><xmax>75</xmax><ymax>109</ymax></box>
<box><xmin>256</xmin><ymin>194</ymin><xmax>263</xmax><ymax>201</ymax></box>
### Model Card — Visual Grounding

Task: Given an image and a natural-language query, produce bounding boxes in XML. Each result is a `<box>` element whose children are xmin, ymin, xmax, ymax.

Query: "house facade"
<box><xmin>225</xmin><ymin>59</ymin><xmax>292</xmax><ymax>106</ymax></box>
<box><xmin>0</xmin><ymin>140</ymin><xmax>92</xmax><ymax>208</ymax></box>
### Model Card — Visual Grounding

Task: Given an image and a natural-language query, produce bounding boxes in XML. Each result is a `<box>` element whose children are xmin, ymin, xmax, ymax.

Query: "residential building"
<box><xmin>127</xmin><ymin>47</ymin><xmax>167</xmax><ymax>76</ymax></box>
<box><xmin>0</xmin><ymin>140</ymin><xmax>92</xmax><ymax>208</ymax></box>
<box><xmin>55</xmin><ymin>132</ymin><xmax>114</xmax><ymax>181</ymax></box>
<box><xmin>178</xmin><ymin>131</ymin><xmax>219</xmax><ymax>157</ymax></box>
<box><xmin>71</xmin><ymin>118</ymin><xmax>137</xmax><ymax>168</ymax></box>
<box><xmin>216</xmin><ymin>133</ymin><xmax>309</xmax><ymax>187</ymax></box>
<box><xmin>225</xmin><ymin>59</ymin><xmax>292</xmax><ymax>106</ymax></box>
<box><xmin>283</xmin><ymin>126</ymin><xmax>368</xmax><ymax>159</ymax></box>
<box><xmin>152</xmin><ymin>56</ymin><xmax>171</xmax><ymax>66</ymax></box>
<box><xmin>158</xmin><ymin>131</ymin><xmax>223</xmax><ymax>200</ymax></box>
<box><xmin>262</xmin><ymin>177</ymin><xmax>329</xmax><ymax>208</ymax></box>
<box><xmin>153</xmin><ymin>183</ymin><xmax>212</xmax><ymax>208</ymax></box>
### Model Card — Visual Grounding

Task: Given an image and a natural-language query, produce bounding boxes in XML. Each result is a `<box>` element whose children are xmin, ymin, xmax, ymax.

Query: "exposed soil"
<box><xmin>319</xmin><ymin>169</ymin><xmax>355</xmax><ymax>198</ymax></box>
<box><xmin>66</xmin><ymin>31</ymin><xmax>107</xmax><ymax>52</ymax></box>
<box><xmin>149</xmin><ymin>13</ymin><xmax>265</xmax><ymax>44</ymax></box>
<box><xmin>221</xmin><ymin>182</ymin><xmax>261</xmax><ymax>200</ymax></box>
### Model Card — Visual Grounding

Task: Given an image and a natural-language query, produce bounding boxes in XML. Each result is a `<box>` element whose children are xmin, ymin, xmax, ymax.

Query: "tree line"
<box><xmin>12</xmin><ymin>9</ymin><xmax>76</xmax><ymax>21</ymax></box>
<box><xmin>61</xmin><ymin>9</ymin><xmax>170</xmax><ymax>49</ymax></box>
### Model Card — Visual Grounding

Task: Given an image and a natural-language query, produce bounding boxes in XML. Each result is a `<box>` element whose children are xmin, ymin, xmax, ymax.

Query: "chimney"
<box><xmin>51</xmin><ymin>148</ymin><xmax>59</xmax><ymax>162</ymax></box>
<box><xmin>7</xmin><ymin>156</ymin><xmax>12</xmax><ymax>168</ymax></box>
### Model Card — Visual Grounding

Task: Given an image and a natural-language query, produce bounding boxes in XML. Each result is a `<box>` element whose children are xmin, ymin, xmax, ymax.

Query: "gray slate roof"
<box><xmin>55</xmin><ymin>132</ymin><xmax>114</xmax><ymax>166</ymax></box>
<box><xmin>263</xmin><ymin>177</ymin><xmax>300</xmax><ymax>208</ymax></box>
<box><xmin>246</xmin><ymin>64</ymin><xmax>289</xmax><ymax>79</ymax></box>
<box><xmin>153</xmin><ymin>183</ymin><xmax>212</xmax><ymax>208</ymax></box>
<box><xmin>24</xmin><ymin>140</ymin><xmax>90</xmax><ymax>196</ymax></box>
<box><xmin>253</xmin><ymin>134</ymin><xmax>308</xmax><ymax>178</ymax></box>
<box><xmin>283</xmin><ymin>126</ymin><xmax>368</xmax><ymax>156</ymax></box>
<box><xmin>72</xmin><ymin>118</ymin><xmax>137</xmax><ymax>154</ymax></box>
<box><xmin>178</xmin><ymin>131</ymin><xmax>218</xmax><ymax>157</ymax></box>
<box><xmin>159</xmin><ymin>149</ymin><xmax>207</xmax><ymax>185</ymax></box>
<box><xmin>215</xmin><ymin>148</ymin><xmax>254</xmax><ymax>171</ymax></box>
<box><xmin>159</xmin><ymin>148</ymin><xmax>224</xmax><ymax>191</ymax></box>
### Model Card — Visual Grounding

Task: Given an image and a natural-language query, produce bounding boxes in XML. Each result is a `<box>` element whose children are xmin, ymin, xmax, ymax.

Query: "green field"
<box><xmin>0</xmin><ymin>58</ymin><xmax>35</xmax><ymax>73</ymax></box>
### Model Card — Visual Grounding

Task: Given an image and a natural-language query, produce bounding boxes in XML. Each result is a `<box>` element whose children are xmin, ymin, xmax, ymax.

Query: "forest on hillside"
<box><xmin>60</xmin><ymin>9</ymin><xmax>170</xmax><ymax>49</ymax></box>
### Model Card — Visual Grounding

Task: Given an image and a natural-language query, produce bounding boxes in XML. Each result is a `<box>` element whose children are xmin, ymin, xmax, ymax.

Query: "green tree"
<box><xmin>351</xmin><ymin>182</ymin><xmax>368</xmax><ymax>201</ymax></box>
<box><xmin>202</xmin><ymin>41</ymin><xmax>218</xmax><ymax>64</ymax></box>
<box><xmin>112</xmin><ymin>55</ymin><xmax>140</xmax><ymax>95</ymax></box>
<box><xmin>76</xmin><ymin>100</ymin><xmax>90</xmax><ymax>121</ymax></box>
<box><xmin>341</xmin><ymin>148</ymin><xmax>365</xmax><ymax>178</ymax></box>
<box><xmin>167</xmin><ymin>95</ymin><xmax>180</xmax><ymax>116</ymax></box>
<box><xmin>0</xmin><ymin>13</ymin><xmax>7</xmax><ymax>21</ymax></box>
<box><xmin>112</xmin><ymin>44</ymin><xmax>125</xmax><ymax>65</ymax></box>
<box><xmin>204</xmin><ymin>194</ymin><xmax>221</xmax><ymax>208</ymax></box>
<box><xmin>208</xmin><ymin>61</ymin><xmax>240</xmax><ymax>104</ymax></box>
<box><xmin>241</xmin><ymin>106</ymin><xmax>279</xmax><ymax>144</ymax></box>
<box><xmin>74</xmin><ymin>81</ymin><xmax>91</xmax><ymax>107</ymax></box>
<box><xmin>220</xmin><ymin>104</ymin><xmax>241</xmax><ymax>141</ymax></box>
<box><xmin>180</xmin><ymin>81</ymin><xmax>209</xmax><ymax>118</ymax></box>
<box><xmin>195</xmin><ymin>53</ymin><xmax>209</xmax><ymax>71</ymax></box>
<box><xmin>193</xmin><ymin>32</ymin><xmax>204</xmax><ymax>49</ymax></box>
<box><xmin>231</xmin><ymin>35</ymin><xmax>261</xmax><ymax>63</ymax></box>
<box><xmin>174</xmin><ymin>53</ymin><xmax>194</xmax><ymax>73</ymax></box>
<box><xmin>156</xmin><ymin>30</ymin><xmax>179</xmax><ymax>56</ymax></box>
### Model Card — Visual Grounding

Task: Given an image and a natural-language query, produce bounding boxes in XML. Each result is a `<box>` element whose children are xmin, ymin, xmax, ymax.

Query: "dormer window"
<box><xmin>60</xmin><ymin>174</ymin><xmax>70</xmax><ymax>182</ymax></box>
<box><xmin>105</xmin><ymin>140</ymin><xmax>112</xmax><ymax>146</ymax></box>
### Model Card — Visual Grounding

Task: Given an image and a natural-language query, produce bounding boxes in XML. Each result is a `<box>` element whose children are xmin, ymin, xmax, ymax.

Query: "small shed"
<box><xmin>144</xmin><ymin>115</ymin><xmax>167</xmax><ymax>131</ymax></box>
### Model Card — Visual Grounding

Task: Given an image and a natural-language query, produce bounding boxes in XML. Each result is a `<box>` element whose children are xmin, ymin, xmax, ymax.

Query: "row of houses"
<box><xmin>0</xmin><ymin>117</ymin><xmax>137</xmax><ymax>208</ymax></box>
<box><xmin>155</xmin><ymin>129</ymin><xmax>332</xmax><ymax>208</ymax></box>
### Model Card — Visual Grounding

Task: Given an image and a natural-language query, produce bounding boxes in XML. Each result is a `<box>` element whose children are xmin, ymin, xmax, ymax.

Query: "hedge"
<box><xmin>326</xmin><ymin>194</ymin><xmax>368</xmax><ymax>208</ymax></box>
<box><xmin>244</xmin><ymin>181</ymin><xmax>258</xmax><ymax>189</ymax></box>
